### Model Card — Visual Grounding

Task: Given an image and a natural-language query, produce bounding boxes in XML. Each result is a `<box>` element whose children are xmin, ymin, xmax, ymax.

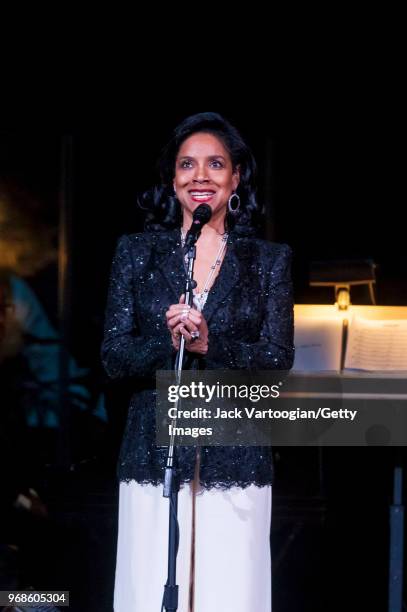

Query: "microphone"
<box><xmin>184</xmin><ymin>204</ymin><xmax>212</xmax><ymax>249</ymax></box>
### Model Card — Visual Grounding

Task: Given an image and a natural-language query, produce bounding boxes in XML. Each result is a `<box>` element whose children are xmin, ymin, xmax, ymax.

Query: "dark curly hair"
<box><xmin>139</xmin><ymin>112</ymin><xmax>260</xmax><ymax>235</ymax></box>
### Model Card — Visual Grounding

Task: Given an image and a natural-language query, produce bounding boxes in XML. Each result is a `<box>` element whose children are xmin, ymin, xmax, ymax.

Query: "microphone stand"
<box><xmin>161</xmin><ymin>238</ymin><xmax>198</xmax><ymax>612</ymax></box>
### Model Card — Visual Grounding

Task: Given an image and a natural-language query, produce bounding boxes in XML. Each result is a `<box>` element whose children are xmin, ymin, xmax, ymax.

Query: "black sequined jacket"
<box><xmin>101</xmin><ymin>229</ymin><xmax>294</xmax><ymax>489</ymax></box>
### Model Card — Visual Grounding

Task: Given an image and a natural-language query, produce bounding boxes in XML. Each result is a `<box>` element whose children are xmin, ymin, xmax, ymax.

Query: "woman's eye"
<box><xmin>210</xmin><ymin>160</ymin><xmax>223</xmax><ymax>168</ymax></box>
<box><xmin>180</xmin><ymin>160</ymin><xmax>193</xmax><ymax>168</ymax></box>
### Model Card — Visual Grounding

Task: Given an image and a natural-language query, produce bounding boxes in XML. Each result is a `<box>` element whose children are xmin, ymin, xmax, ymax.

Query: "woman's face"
<box><xmin>173</xmin><ymin>132</ymin><xmax>240</xmax><ymax>221</ymax></box>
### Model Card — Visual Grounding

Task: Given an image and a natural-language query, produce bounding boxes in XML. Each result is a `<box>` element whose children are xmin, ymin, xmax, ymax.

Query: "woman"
<box><xmin>101</xmin><ymin>112</ymin><xmax>294</xmax><ymax>611</ymax></box>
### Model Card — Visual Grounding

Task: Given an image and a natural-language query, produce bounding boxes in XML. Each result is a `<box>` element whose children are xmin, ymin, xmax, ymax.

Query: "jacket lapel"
<box><xmin>202</xmin><ymin>233</ymin><xmax>251</xmax><ymax>325</ymax></box>
<box><xmin>151</xmin><ymin>230</ymin><xmax>187</xmax><ymax>302</ymax></box>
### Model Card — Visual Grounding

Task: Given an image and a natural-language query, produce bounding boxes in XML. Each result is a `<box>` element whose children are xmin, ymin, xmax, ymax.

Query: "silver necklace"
<box><xmin>180</xmin><ymin>229</ymin><xmax>228</xmax><ymax>311</ymax></box>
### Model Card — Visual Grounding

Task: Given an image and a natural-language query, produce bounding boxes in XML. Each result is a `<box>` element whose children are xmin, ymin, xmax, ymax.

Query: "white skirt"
<box><xmin>114</xmin><ymin>475</ymin><xmax>272</xmax><ymax>612</ymax></box>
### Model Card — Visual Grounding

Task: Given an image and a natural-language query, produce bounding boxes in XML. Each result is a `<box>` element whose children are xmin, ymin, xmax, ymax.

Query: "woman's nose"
<box><xmin>193</xmin><ymin>164</ymin><xmax>209</xmax><ymax>183</ymax></box>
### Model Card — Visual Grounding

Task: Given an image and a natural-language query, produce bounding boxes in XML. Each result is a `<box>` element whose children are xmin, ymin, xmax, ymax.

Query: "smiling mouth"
<box><xmin>189</xmin><ymin>191</ymin><xmax>216</xmax><ymax>202</ymax></box>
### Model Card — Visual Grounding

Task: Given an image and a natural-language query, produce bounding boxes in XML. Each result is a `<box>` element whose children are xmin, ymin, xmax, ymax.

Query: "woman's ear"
<box><xmin>232</xmin><ymin>164</ymin><xmax>241</xmax><ymax>190</ymax></box>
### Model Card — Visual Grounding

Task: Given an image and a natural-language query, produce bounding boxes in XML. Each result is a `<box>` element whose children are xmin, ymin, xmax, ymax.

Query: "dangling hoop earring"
<box><xmin>228</xmin><ymin>192</ymin><xmax>240</xmax><ymax>215</ymax></box>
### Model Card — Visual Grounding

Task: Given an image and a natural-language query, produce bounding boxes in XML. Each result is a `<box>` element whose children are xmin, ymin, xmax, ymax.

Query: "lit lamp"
<box><xmin>309</xmin><ymin>259</ymin><xmax>377</xmax><ymax>311</ymax></box>
<box><xmin>335</xmin><ymin>286</ymin><xmax>351</xmax><ymax>310</ymax></box>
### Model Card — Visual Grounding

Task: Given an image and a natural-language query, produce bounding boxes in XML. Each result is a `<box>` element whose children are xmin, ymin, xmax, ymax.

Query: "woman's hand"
<box><xmin>165</xmin><ymin>294</ymin><xmax>208</xmax><ymax>355</ymax></box>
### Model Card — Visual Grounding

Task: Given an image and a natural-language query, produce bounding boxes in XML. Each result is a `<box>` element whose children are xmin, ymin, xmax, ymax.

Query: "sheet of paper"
<box><xmin>345</xmin><ymin>316</ymin><xmax>407</xmax><ymax>370</ymax></box>
<box><xmin>293</xmin><ymin>316</ymin><xmax>344</xmax><ymax>371</ymax></box>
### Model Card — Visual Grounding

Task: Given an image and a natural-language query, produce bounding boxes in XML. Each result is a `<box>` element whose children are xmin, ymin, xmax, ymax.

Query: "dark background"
<box><xmin>0</xmin><ymin>107</ymin><xmax>405</xmax><ymax>611</ymax></box>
